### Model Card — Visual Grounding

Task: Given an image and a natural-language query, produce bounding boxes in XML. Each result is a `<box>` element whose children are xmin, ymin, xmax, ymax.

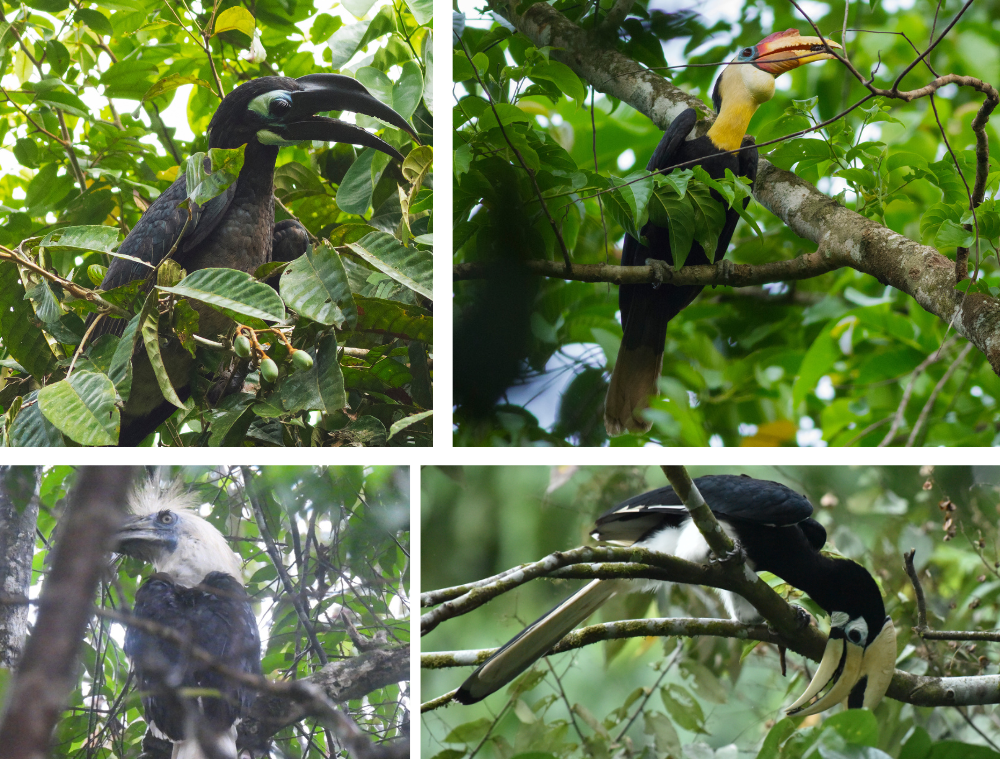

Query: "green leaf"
<box><xmin>403</xmin><ymin>0</ymin><xmax>432</xmax><ymax>25</ymax></box>
<box><xmin>343</xmin><ymin>0</ymin><xmax>377</xmax><ymax>17</ymax></box>
<box><xmin>159</xmin><ymin>268</ymin><xmax>286</xmax><ymax>323</ymax></box>
<box><xmin>37</xmin><ymin>371</ymin><xmax>120</xmax><ymax>446</ymax></box>
<box><xmin>9</xmin><ymin>391</ymin><xmax>65</xmax><ymax>446</ymax></box>
<box><xmin>309</xmin><ymin>13</ymin><xmax>341</xmax><ymax>43</ymax></box>
<box><xmin>354</xmin><ymin>296</ymin><xmax>432</xmax><ymax>342</ymax></box>
<box><xmin>213</xmin><ymin>6</ymin><xmax>255</xmax><ymax>37</ymax></box>
<box><xmin>648</xmin><ymin>190</ymin><xmax>694</xmax><ymax>267</ymax></box>
<box><xmin>327</xmin><ymin>22</ymin><xmax>368</xmax><ymax>69</ymax></box>
<box><xmin>183</xmin><ymin>146</ymin><xmax>245</xmax><ymax>207</ymax></box>
<box><xmin>0</xmin><ymin>261</ymin><xmax>58</xmax><ymax>380</ymax></box>
<box><xmin>528</xmin><ymin>59</ymin><xmax>586</xmax><ymax>104</ymax></box>
<box><xmin>392</xmin><ymin>61</ymin><xmax>423</xmax><ymax>120</ymax></box>
<box><xmin>660</xmin><ymin>683</ymin><xmax>707</xmax><ymax>733</ymax></box>
<box><xmin>346</xmin><ymin>232</ymin><xmax>432</xmax><ymax>299</ymax></box>
<box><xmin>143</xmin><ymin>73</ymin><xmax>214</xmax><ymax>103</ymax></box>
<box><xmin>935</xmin><ymin>220</ymin><xmax>974</xmax><ymax>249</ymax></box>
<box><xmin>688</xmin><ymin>183</ymin><xmax>726</xmax><ymax>261</ymax></box>
<box><xmin>207</xmin><ymin>393</ymin><xmax>254</xmax><ymax>445</ymax></box>
<box><xmin>40</xmin><ymin>225</ymin><xmax>119</xmax><ymax>254</ymax></box>
<box><xmin>337</xmin><ymin>148</ymin><xmax>382</xmax><ymax>215</ymax></box>
<box><xmin>74</xmin><ymin>8</ymin><xmax>113</xmax><ymax>36</ymax></box>
<box><xmin>279</xmin><ymin>242</ymin><xmax>358</xmax><ymax>328</ymax></box>
<box><xmin>387</xmin><ymin>409</ymin><xmax>432</xmax><ymax>439</ymax></box>
<box><xmin>139</xmin><ymin>290</ymin><xmax>190</xmax><ymax>411</ymax></box>
<box><xmin>274</xmin><ymin>333</ymin><xmax>346</xmax><ymax>413</ymax></box>
<box><xmin>99</xmin><ymin>59</ymin><xmax>158</xmax><ymax>99</ymax></box>
<box><xmin>792</xmin><ymin>320</ymin><xmax>843</xmax><ymax>409</ymax></box>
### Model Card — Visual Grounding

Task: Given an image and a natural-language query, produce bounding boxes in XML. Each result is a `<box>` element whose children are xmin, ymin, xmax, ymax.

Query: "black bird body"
<box><xmin>114</xmin><ymin>483</ymin><xmax>264</xmax><ymax>759</ymax></box>
<box><xmin>604</xmin><ymin>31</ymin><xmax>842</xmax><ymax>435</ymax></box>
<box><xmin>89</xmin><ymin>74</ymin><xmax>416</xmax><ymax>445</ymax></box>
<box><xmin>455</xmin><ymin>474</ymin><xmax>895</xmax><ymax>715</ymax></box>
<box><xmin>125</xmin><ymin>572</ymin><xmax>261</xmax><ymax>744</ymax></box>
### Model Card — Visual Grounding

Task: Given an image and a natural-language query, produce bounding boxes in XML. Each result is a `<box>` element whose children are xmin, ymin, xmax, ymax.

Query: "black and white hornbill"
<box><xmin>604</xmin><ymin>31</ymin><xmax>841</xmax><ymax>436</ymax></box>
<box><xmin>113</xmin><ymin>482</ymin><xmax>261</xmax><ymax>759</ymax></box>
<box><xmin>89</xmin><ymin>74</ymin><xmax>418</xmax><ymax>445</ymax></box>
<box><xmin>455</xmin><ymin>474</ymin><xmax>896</xmax><ymax>717</ymax></box>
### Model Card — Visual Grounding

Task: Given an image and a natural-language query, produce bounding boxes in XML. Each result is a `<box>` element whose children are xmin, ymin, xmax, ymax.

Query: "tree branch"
<box><xmin>0</xmin><ymin>467</ymin><xmax>137</xmax><ymax>759</ymax></box>
<box><xmin>489</xmin><ymin>0</ymin><xmax>1000</xmax><ymax>376</ymax></box>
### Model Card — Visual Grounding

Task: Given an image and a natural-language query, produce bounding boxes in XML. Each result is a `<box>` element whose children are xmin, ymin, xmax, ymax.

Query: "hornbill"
<box><xmin>113</xmin><ymin>481</ymin><xmax>261</xmax><ymax>759</ymax></box>
<box><xmin>604</xmin><ymin>31</ymin><xmax>841</xmax><ymax>435</ymax></box>
<box><xmin>455</xmin><ymin>475</ymin><xmax>896</xmax><ymax>717</ymax></box>
<box><xmin>89</xmin><ymin>75</ymin><xmax>417</xmax><ymax>445</ymax></box>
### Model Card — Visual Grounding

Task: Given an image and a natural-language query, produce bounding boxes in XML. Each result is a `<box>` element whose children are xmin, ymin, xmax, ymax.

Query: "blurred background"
<box><xmin>422</xmin><ymin>465</ymin><xmax>1000</xmax><ymax>758</ymax></box>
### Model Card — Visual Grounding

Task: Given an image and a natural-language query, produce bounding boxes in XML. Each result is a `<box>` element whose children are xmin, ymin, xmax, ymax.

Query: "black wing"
<box><xmin>91</xmin><ymin>164</ymin><xmax>237</xmax><ymax>339</ymax></box>
<box><xmin>592</xmin><ymin>475</ymin><xmax>814</xmax><ymax>545</ymax></box>
<box><xmin>125</xmin><ymin>572</ymin><xmax>261</xmax><ymax>740</ymax></box>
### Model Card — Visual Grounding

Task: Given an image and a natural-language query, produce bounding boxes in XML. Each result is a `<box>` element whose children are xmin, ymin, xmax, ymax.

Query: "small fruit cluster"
<box><xmin>232</xmin><ymin>325</ymin><xmax>313</xmax><ymax>383</ymax></box>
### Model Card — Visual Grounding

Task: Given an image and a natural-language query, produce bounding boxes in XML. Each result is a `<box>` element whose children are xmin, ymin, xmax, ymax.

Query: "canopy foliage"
<box><xmin>452</xmin><ymin>0</ymin><xmax>1000</xmax><ymax>447</ymax></box>
<box><xmin>0</xmin><ymin>0</ymin><xmax>433</xmax><ymax>446</ymax></box>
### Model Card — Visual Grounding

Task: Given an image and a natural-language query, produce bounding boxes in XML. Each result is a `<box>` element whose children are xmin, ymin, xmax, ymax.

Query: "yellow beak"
<box><xmin>785</xmin><ymin>618</ymin><xmax>896</xmax><ymax>716</ymax></box>
<box><xmin>754</xmin><ymin>30</ymin><xmax>843</xmax><ymax>76</ymax></box>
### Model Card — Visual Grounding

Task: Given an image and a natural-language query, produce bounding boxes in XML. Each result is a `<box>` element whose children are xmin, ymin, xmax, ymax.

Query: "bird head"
<box><xmin>712</xmin><ymin>29</ymin><xmax>843</xmax><ymax>114</ymax></box>
<box><xmin>785</xmin><ymin>560</ymin><xmax>896</xmax><ymax>716</ymax></box>
<box><xmin>207</xmin><ymin>74</ymin><xmax>418</xmax><ymax>161</ymax></box>
<box><xmin>113</xmin><ymin>481</ymin><xmax>243</xmax><ymax>588</ymax></box>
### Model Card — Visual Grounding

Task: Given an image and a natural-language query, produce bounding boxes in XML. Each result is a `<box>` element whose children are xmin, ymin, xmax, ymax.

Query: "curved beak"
<box><xmin>113</xmin><ymin>514</ymin><xmax>177</xmax><ymax>561</ymax></box>
<box><xmin>754</xmin><ymin>29</ymin><xmax>842</xmax><ymax>75</ymax></box>
<box><xmin>786</xmin><ymin>617</ymin><xmax>896</xmax><ymax>716</ymax></box>
<box><xmin>270</xmin><ymin>73</ymin><xmax>419</xmax><ymax>161</ymax></box>
<box><xmin>848</xmin><ymin>618</ymin><xmax>897</xmax><ymax>709</ymax></box>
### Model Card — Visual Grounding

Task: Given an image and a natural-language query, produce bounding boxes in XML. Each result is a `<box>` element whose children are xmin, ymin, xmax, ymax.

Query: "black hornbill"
<box><xmin>604</xmin><ymin>31</ymin><xmax>841</xmax><ymax>436</ymax></box>
<box><xmin>455</xmin><ymin>475</ymin><xmax>896</xmax><ymax>717</ymax></box>
<box><xmin>114</xmin><ymin>482</ymin><xmax>262</xmax><ymax>759</ymax></box>
<box><xmin>89</xmin><ymin>74</ymin><xmax>417</xmax><ymax>445</ymax></box>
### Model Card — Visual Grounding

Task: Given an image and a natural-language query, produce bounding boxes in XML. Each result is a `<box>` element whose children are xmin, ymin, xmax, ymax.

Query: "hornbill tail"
<box><xmin>454</xmin><ymin>579</ymin><xmax>623</xmax><ymax>704</ymax></box>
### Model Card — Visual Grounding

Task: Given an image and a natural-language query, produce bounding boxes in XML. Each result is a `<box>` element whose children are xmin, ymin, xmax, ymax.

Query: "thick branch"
<box><xmin>490</xmin><ymin>0</ymin><xmax>1000</xmax><ymax>376</ymax></box>
<box><xmin>662</xmin><ymin>466</ymin><xmax>734</xmax><ymax>559</ymax></box>
<box><xmin>454</xmin><ymin>247</ymin><xmax>842</xmax><ymax>286</ymax></box>
<box><xmin>0</xmin><ymin>467</ymin><xmax>137</xmax><ymax>759</ymax></box>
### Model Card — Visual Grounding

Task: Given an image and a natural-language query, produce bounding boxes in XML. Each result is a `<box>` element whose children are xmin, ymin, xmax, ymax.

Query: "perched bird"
<box><xmin>113</xmin><ymin>482</ymin><xmax>261</xmax><ymax>759</ymax></box>
<box><xmin>605</xmin><ymin>31</ymin><xmax>841</xmax><ymax>435</ymax></box>
<box><xmin>89</xmin><ymin>75</ymin><xmax>418</xmax><ymax>445</ymax></box>
<box><xmin>455</xmin><ymin>474</ymin><xmax>896</xmax><ymax>717</ymax></box>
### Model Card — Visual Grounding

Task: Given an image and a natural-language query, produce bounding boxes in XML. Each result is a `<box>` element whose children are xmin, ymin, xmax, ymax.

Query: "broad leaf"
<box><xmin>37</xmin><ymin>371</ymin><xmax>120</xmax><ymax>445</ymax></box>
<box><xmin>346</xmin><ymin>232</ymin><xmax>432</xmax><ymax>299</ymax></box>
<box><xmin>159</xmin><ymin>268</ymin><xmax>286</xmax><ymax>323</ymax></box>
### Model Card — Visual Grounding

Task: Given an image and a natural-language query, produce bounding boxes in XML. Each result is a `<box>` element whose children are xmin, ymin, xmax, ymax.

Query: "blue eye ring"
<box><xmin>739</xmin><ymin>47</ymin><xmax>755</xmax><ymax>59</ymax></box>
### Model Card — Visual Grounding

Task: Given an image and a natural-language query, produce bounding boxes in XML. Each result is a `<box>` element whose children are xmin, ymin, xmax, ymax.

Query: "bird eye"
<box><xmin>270</xmin><ymin>98</ymin><xmax>292</xmax><ymax>116</ymax></box>
<box><xmin>741</xmin><ymin>47</ymin><xmax>753</xmax><ymax>58</ymax></box>
<box><xmin>844</xmin><ymin>618</ymin><xmax>868</xmax><ymax>646</ymax></box>
<box><xmin>157</xmin><ymin>511</ymin><xmax>175</xmax><ymax>524</ymax></box>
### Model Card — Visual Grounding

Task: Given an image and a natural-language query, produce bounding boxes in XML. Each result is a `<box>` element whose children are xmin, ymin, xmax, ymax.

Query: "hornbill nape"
<box><xmin>89</xmin><ymin>74</ymin><xmax>418</xmax><ymax>445</ymax></box>
<box><xmin>454</xmin><ymin>475</ymin><xmax>896</xmax><ymax>717</ymax></box>
<box><xmin>604</xmin><ymin>30</ymin><xmax>842</xmax><ymax>436</ymax></box>
<box><xmin>113</xmin><ymin>481</ymin><xmax>262</xmax><ymax>759</ymax></box>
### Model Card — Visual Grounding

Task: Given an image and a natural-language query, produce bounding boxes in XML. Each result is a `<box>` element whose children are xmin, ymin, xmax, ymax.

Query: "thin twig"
<box><xmin>905</xmin><ymin>342</ymin><xmax>975</xmax><ymax>446</ymax></box>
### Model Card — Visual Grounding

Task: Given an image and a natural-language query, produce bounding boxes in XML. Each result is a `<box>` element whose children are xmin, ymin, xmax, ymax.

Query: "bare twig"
<box><xmin>905</xmin><ymin>342</ymin><xmax>975</xmax><ymax>446</ymax></box>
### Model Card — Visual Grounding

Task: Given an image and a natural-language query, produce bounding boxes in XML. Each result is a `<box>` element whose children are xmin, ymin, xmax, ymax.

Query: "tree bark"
<box><xmin>0</xmin><ymin>467</ymin><xmax>39</xmax><ymax>671</ymax></box>
<box><xmin>0</xmin><ymin>467</ymin><xmax>137</xmax><ymax>759</ymax></box>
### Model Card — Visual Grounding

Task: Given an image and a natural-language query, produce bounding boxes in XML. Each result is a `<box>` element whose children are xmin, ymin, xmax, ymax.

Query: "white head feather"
<box><xmin>129</xmin><ymin>480</ymin><xmax>244</xmax><ymax>588</ymax></box>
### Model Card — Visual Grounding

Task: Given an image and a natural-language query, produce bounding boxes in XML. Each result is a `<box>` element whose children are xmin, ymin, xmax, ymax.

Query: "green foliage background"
<box><xmin>422</xmin><ymin>465</ymin><xmax>1000</xmax><ymax>758</ymax></box>
<box><xmin>11</xmin><ymin>465</ymin><xmax>410</xmax><ymax>759</ymax></box>
<box><xmin>453</xmin><ymin>0</ymin><xmax>1000</xmax><ymax>447</ymax></box>
<box><xmin>0</xmin><ymin>0</ymin><xmax>433</xmax><ymax>446</ymax></box>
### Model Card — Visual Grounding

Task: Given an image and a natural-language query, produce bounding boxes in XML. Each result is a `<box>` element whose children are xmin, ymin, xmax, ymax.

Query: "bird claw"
<box><xmin>645</xmin><ymin>258</ymin><xmax>671</xmax><ymax>289</ymax></box>
<box><xmin>715</xmin><ymin>258</ymin><xmax>735</xmax><ymax>286</ymax></box>
<box><xmin>767</xmin><ymin>605</ymin><xmax>813</xmax><ymax>636</ymax></box>
<box><xmin>709</xmin><ymin>543</ymin><xmax>746</xmax><ymax>567</ymax></box>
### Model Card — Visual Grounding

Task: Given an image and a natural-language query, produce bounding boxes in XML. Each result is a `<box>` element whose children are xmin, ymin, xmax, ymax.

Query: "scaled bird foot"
<box><xmin>709</xmin><ymin>543</ymin><xmax>746</xmax><ymax>567</ymax></box>
<box><xmin>715</xmin><ymin>258</ymin><xmax>735</xmax><ymax>286</ymax></box>
<box><xmin>645</xmin><ymin>258</ymin><xmax>671</xmax><ymax>289</ymax></box>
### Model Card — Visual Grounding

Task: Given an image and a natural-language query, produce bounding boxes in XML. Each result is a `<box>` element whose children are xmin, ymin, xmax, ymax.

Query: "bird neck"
<box><xmin>705</xmin><ymin>97</ymin><xmax>758</xmax><ymax>152</ymax></box>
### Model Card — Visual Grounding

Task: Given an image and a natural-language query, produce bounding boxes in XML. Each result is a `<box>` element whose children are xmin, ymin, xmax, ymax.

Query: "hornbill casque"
<box><xmin>604</xmin><ymin>31</ymin><xmax>841</xmax><ymax>436</ymax></box>
<box><xmin>113</xmin><ymin>481</ymin><xmax>261</xmax><ymax>759</ymax></box>
<box><xmin>455</xmin><ymin>475</ymin><xmax>897</xmax><ymax>717</ymax></box>
<box><xmin>89</xmin><ymin>74</ymin><xmax>418</xmax><ymax>446</ymax></box>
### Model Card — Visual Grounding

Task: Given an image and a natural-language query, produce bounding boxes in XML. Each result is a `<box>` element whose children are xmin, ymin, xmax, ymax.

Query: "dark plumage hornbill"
<box><xmin>90</xmin><ymin>74</ymin><xmax>417</xmax><ymax>445</ymax></box>
<box><xmin>113</xmin><ymin>482</ymin><xmax>261</xmax><ymax>759</ymax></box>
<box><xmin>604</xmin><ymin>31</ymin><xmax>841</xmax><ymax>436</ymax></box>
<box><xmin>455</xmin><ymin>475</ymin><xmax>896</xmax><ymax>717</ymax></box>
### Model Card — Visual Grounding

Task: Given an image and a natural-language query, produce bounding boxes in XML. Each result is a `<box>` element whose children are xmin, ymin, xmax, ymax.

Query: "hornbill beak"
<box><xmin>786</xmin><ymin>615</ymin><xmax>896</xmax><ymax>716</ymax></box>
<box><xmin>256</xmin><ymin>73</ymin><xmax>419</xmax><ymax>161</ymax></box>
<box><xmin>113</xmin><ymin>514</ymin><xmax>177</xmax><ymax>561</ymax></box>
<box><xmin>752</xmin><ymin>29</ymin><xmax>842</xmax><ymax>75</ymax></box>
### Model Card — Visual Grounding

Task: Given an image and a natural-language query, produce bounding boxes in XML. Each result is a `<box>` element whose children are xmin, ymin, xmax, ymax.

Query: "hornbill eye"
<box><xmin>741</xmin><ymin>47</ymin><xmax>754</xmax><ymax>58</ymax></box>
<box><xmin>157</xmin><ymin>510</ymin><xmax>175</xmax><ymax>525</ymax></box>
<box><xmin>270</xmin><ymin>98</ymin><xmax>292</xmax><ymax>117</ymax></box>
<box><xmin>845</xmin><ymin>618</ymin><xmax>868</xmax><ymax>646</ymax></box>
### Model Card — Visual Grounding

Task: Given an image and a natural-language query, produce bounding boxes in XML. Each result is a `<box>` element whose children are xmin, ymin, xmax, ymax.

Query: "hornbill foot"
<box><xmin>714</xmin><ymin>258</ymin><xmax>735</xmax><ymax>286</ymax></box>
<box><xmin>645</xmin><ymin>258</ymin><xmax>671</xmax><ymax>289</ymax></box>
<box><xmin>765</xmin><ymin>605</ymin><xmax>812</xmax><ymax>637</ymax></box>
<box><xmin>709</xmin><ymin>543</ymin><xmax>746</xmax><ymax>567</ymax></box>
